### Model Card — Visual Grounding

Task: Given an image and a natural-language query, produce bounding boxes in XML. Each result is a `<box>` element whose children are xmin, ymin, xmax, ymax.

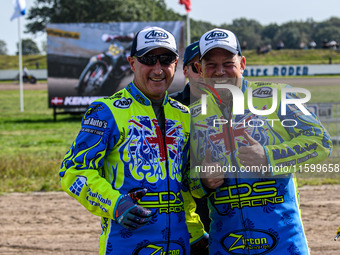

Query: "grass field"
<box><xmin>0</xmin><ymin>55</ymin><xmax>47</xmax><ymax>70</ymax></box>
<box><xmin>306</xmin><ymin>85</ymin><xmax>340</xmax><ymax>103</ymax></box>
<box><xmin>0</xmin><ymin>86</ymin><xmax>339</xmax><ymax>193</ymax></box>
<box><xmin>0</xmin><ymin>90</ymin><xmax>81</xmax><ymax>193</ymax></box>
<box><xmin>244</xmin><ymin>48</ymin><xmax>340</xmax><ymax>65</ymax></box>
<box><xmin>1</xmin><ymin>49</ymin><xmax>340</xmax><ymax>70</ymax></box>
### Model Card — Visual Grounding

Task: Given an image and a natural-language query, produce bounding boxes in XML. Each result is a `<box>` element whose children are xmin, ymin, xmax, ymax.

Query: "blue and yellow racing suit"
<box><xmin>59</xmin><ymin>82</ymin><xmax>205</xmax><ymax>255</ymax></box>
<box><xmin>189</xmin><ymin>80</ymin><xmax>332</xmax><ymax>254</ymax></box>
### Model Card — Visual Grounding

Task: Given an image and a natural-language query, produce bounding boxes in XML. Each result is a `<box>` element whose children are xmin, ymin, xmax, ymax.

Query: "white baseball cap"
<box><xmin>130</xmin><ymin>26</ymin><xmax>178</xmax><ymax>57</ymax></box>
<box><xmin>199</xmin><ymin>28</ymin><xmax>242</xmax><ymax>60</ymax></box>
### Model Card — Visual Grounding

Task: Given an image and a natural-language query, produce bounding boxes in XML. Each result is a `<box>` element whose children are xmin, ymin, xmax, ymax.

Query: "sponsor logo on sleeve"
<box><xmin>169</xmin><ymin>100</ymin><xmax>188</xmax><ymax>113</ymax></box>
<box><xmin>83</xmin><ymin>117</ymin><xmax>108</xmax><ymax>128</ymax></box>
<box><xmin>113</xmin><ymin>97</ymin><xmax>133</xmax><ymax>108</ymax></box>
<box><xmin>69</xmin><ymin>175</ymin><xmax>88</xmax><ymax>196</ymax></box>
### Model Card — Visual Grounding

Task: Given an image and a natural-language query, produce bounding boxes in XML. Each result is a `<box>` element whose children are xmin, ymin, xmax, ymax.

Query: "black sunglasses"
<box><xmin>187</xmin><ymin>63</ymin><xmax>198</xmax><ymax>73</ymax></box>
<box><xmin>136</xmin><ymin>54</ymin><xmax>177</xmax><ymax>66</ymax></box>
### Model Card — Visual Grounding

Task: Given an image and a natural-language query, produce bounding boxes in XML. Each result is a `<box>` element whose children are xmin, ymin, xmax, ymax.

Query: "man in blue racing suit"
<box><xmin>188</xmin><ymin>28</ymin><xmax>333</xmax><ymax>254</ymax></box>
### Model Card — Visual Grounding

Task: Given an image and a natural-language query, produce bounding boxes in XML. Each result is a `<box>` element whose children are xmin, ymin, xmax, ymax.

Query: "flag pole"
<box><xmin>18</xmin><ymin>16</ymin><xmax>24</xmax><ymax>112</ymax></box>
<box><xmin>186</xmin><ymin>12</ymin><xmax>190</xmax><ymax>45</ymax></box>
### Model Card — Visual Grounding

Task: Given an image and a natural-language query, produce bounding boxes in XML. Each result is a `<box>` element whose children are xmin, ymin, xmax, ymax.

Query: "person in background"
<box><xmin>23</xmin><ymin>66</ymin><xmax>28</xmax><ymax>77</ymax></box>
<box><xmin>188</xmin><ymin>28</ymin><xmax>332</xmax><ymax>254</ymax></box>
<box><xmin>170</xmin><ymin>40</ymin><xmax>211</xmax><ymax>229</ymax></box>
<box><xmin>171</xmin><ymin>41</ymin><xmax>199</xmax><ymax>105</ymax></box>
<box><xmin>170</xmin><ymin>41</ymin><xmax>210</xmax><ymax>255</ymax></box>
<box><xmin>59</xmin><ymin>26</ymin><xmax>205</xmax><ymax>255</ymax></box>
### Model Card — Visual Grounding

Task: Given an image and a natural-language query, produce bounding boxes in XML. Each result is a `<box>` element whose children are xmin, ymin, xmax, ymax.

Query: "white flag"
<box><xmin>10</xmin><ymin>0</ymin><xmax>26</xmax><ymax>21</ymax></box>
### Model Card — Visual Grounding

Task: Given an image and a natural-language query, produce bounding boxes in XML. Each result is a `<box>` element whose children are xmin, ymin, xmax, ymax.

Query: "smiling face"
<box><xmin>194</xmin><ymin>48</ymin><xmax>246</xmax><ymax>104</ymax></box>
<box><xmin>196</xmin><ymin>48</ymin><xmax>246</xmax><ymax>87</ymax></box>
<box><xmin>128</xmin><ymin>48</ymin><xmax>178</xmax><ymax>100</ymax></box>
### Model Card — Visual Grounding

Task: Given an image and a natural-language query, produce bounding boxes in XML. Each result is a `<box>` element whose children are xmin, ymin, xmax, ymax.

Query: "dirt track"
<box><xmin>0</xmin><ymin>185</ymin><xmax>339</xmax><ymax>254</ymax></box>
<box><xmin>1</xmin><ymin>80</ymin><xmax>339</xmax><ymax>254</ymax></box>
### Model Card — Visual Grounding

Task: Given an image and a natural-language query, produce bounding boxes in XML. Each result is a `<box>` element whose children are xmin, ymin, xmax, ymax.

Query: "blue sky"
<box><xmin>1</xmin><ymin>0</ymin><xmax>340</xmax><ymax>55</ymax></box>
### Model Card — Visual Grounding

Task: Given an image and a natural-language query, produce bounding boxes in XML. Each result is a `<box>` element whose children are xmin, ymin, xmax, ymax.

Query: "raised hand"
<box><xmin>237</xmin><ymin>131</ymin><xmax>268</xmax><ymax>167</ymax></box>
<box><xmin>200</xmin><ymin>149</ymin><xmax>225</xmax><ymax>189</ymax></box>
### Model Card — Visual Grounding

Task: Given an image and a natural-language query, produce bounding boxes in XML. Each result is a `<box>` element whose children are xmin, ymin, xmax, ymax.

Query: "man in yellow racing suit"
<box><xmin>59</xmin><ymin>26</ymin><xmax>205</xmax><ymax>255</ymax></box>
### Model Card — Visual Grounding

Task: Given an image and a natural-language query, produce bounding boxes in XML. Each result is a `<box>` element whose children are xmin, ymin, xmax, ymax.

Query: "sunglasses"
<box><xmin>187</xmin><ymin>63</ymin><xmax>198</xmax><ymax>73</ymax></box>
<box><xmin>136</xmin><ymin>54</ymin><xmax>177</xmax><ymax>66</ymax></box>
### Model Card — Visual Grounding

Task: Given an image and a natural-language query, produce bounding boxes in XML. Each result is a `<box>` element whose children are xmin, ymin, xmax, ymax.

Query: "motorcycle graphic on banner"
<box><xmin>47</xmin><ymin>21</ymin><xmax>185</xmax><ymax>109</ymax></box>
<box><xmin>76</xmin><ymin>34</ymin><xmax>134</xmax><ymax>96</ymax></box>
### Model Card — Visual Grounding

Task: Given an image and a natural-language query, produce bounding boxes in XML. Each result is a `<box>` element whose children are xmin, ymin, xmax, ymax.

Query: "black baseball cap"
<box><xmin>183</xmin><ymin>41</ymin><xmax>199</xmax><ymax>69</ymax></box>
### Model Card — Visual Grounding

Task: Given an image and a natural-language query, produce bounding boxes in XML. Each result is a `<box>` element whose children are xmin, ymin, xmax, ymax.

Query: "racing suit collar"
<box><xmin>241</xmin><ymin>76</ymin><xmax>247</xmax><ymax>93</ymax></box>
<box><xmin>127</xmin><ymin>81</ymin><xmax>169</xmax><ymax>106</ymax></box>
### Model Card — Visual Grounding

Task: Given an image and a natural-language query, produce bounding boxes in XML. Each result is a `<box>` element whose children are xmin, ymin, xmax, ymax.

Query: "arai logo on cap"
<box><xmin>205</xmin><ymin>30</ymin><xmax>228</xmax><ymax>41</ymax></box>
<box><xmin>145</xmin><ymin>30</ymin><xmax>169</xmax><ymax>40</ymax></box>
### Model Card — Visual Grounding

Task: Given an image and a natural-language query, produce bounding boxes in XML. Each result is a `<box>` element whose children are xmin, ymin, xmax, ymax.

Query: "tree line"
<box><xmin>0</xmin><ymin>39</ymin><xmax>42</xmax><ymax>55</ymax></box>
<box><xmin>1</xmin><ymin>0</ymin><xmax>340</xmax><ymax>55</ymax></box>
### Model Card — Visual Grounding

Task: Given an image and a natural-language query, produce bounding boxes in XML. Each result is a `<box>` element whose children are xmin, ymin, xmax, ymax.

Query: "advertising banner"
<box><xmin>244</xmin><ymin>64</ymin><xmax>340</xmax><ymax>77</ymax></box>
<box><xmin>47</xmin><ymin>21</ymin><xmax>185</xmax><ymax>109</ymax></box>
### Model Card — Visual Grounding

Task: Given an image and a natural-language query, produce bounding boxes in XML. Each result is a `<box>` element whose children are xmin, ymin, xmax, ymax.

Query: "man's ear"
<box><xmin>174</xmin><ymin>57</ymin><xmax>178</xmax><ymax>71</ymax></box>
<box><xmin>240</xmin><ymin>56</ymin><xmax>246</xmax><ymax>74</ymax></box>
<box><xmin>183</xmin><ymin>65</ymin><xmax>189</xmax><ymax>78</ymax></box>
<box><xmin>194</xmin><ymin>62</ymin><xmax>203</xmax><ymax>77</ymax></box>
<box><xmin>127</xmin><ymin>56</ymin><xmax>136</xmax><ymax>73</ymax></box>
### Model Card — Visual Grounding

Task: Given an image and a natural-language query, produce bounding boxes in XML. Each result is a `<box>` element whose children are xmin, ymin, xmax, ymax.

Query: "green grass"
<box><xmin>0</xmin><ymin>88</ymin><xmax>339</xmax><ymax>193</ymax></box>
<box><xmin>0</xmin><ymin>55</ymin><xmax>47</xmax><ymax>70</ymax></box>
<box><xmin>1</xmin><ymin>49</ymin><xmax>340</xmax><ymax>70</ymax></box>
<box><xmin>1</xmin><ymin>50</ymin><xmax>340</xmax><ymax>193</ymax></box>
<box><xmin>245</xmin><ymin>49</ymin><xmax>340</xmax><ymax>65</ymax></box>
<box><xmin>0</xmin><ymin>90</ymin><xmax>82</xmax><ymax>193</ymax></box>
<box><xmin>302</xmin><ymin>85</ymin><xmax>340</xmax><ymax>103</ymax></box>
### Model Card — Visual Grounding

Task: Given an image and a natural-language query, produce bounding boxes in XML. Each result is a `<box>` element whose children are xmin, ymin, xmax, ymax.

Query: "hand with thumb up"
<box><xmin>200</xmin><ymin>149</ymin><xmax>225</xmax><ymax>189</ymax></box>
<box><xmin>237</xmin><ymin>131</ymin><xmax>268</xmax><ymax>167</ymax></box>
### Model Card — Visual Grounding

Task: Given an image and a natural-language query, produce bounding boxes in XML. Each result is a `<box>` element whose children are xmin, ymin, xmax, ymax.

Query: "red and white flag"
<box><xmin>51</xmin><ymin>97</ymin><xmax>64</xmax><ymax>105</ymax></box>
<box><xmin>179</xmin><ymin>0</ymin><xmax>191</xmax><ymax>13</ymax></box>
